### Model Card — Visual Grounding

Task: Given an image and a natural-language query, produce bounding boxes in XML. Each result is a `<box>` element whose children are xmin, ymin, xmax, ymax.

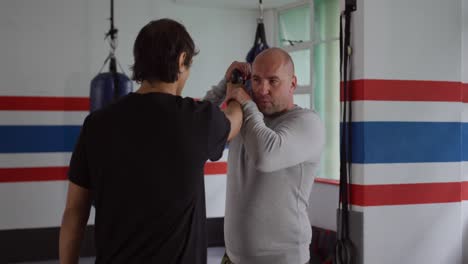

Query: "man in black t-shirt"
<box><xmin>59</xmin><ymin>19</ymin><xmax>243</xmax><ymax>264</ymax></box>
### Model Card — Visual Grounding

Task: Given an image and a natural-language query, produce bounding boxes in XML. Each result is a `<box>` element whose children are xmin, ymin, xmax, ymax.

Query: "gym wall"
<box><xmin>0</xmin><ymin>0</ymin><xmax>260</xmax><ymax>261</ymax></box>
<box><xmin>346</xmin><ymin>0</ymin><xmax>468</xmax><ymax>263</ymax></box>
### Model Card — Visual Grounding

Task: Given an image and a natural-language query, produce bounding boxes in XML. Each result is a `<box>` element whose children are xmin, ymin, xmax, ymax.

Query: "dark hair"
<box><xmin>131</xmin><ymin>19</ymin><xmax>198</xmax><ymax>83</ymax></box>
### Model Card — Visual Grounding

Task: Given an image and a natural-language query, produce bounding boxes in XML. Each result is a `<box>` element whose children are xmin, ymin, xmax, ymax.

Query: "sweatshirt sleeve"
<box><xmin>241</xmin><ymin>101</ymin><xmax>325</xmax><ymax>173</ymax></box>
<box><xmin>202</xmin><ymin>78</ymin><xmax>227</xmax><ymax>106</ymax></box>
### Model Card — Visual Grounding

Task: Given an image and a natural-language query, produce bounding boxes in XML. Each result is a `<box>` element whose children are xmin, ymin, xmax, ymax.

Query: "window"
<box><xmin>276</xmin><ymin>0</ymin><xmax>340</xmax><ymax>180</ymax></box>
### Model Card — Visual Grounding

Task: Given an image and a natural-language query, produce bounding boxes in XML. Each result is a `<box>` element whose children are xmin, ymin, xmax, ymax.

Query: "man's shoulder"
<box><xmin>181</xmin><ymin>98</ymin><xmax>228</xmax><ymax>127</ymax></box>
<box><xmin>87</xmin><ymin>93</ymin><xmax>134</xmax><ymax>119</ymax></box>
<box><xmin>284</xmin><ymin>106</ymin><xmax>321</xmax><ymax>122</ymax></box>
<box><xmin>272</xmin><ymin>107</ymin><xmax>324</xmax><ymax>133</ymax></box>
<box><xmin>179</xmin><ymin>96</ymin><xmax>217</xmax><ymax>112</ymax></box>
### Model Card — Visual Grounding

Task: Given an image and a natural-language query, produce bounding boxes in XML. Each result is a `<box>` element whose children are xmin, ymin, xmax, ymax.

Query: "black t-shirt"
<box><xmin>68</xmin><ymin>92</ymin><xmax>230</xmax><ymax>264</ymax></box>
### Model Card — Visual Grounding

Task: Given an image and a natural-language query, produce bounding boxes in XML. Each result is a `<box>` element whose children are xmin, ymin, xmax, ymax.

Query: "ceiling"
<box><xmin>173</xmin><ymin>0</ymin><xmax>301</xmax><ymax>10</ymax></box>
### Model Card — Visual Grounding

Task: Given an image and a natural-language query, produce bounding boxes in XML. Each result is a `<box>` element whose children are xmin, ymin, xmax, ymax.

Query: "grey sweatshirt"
<box><xmin>204</xmin><ymin>80</ymin><xmax>325</xmax><ymax>264</ymax></box>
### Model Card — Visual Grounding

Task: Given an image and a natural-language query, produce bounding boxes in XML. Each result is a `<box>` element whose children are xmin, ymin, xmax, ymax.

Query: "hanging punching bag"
<box><xmin>90</xmin><ymin>58</ymin><xmax>133</xmax><ymax>112</ymax></box>
<box><xmin>243</xmin><ymin>0</ymin><xmax>269</xmax><ymax>94</ymax></box>
<box><xmin>89</xmin><ymin>0</ymin><xmax>132</xmax><ymax>113</ymax></box>
<box><xmin>246</xmin><ymin>22</ymin><xmax>269</xmax><ymax>64</ymax></box>
<box><xmin>246</xmin><ymin>0</ymin><xmax>269</xmax><ymax>64</ymax></box>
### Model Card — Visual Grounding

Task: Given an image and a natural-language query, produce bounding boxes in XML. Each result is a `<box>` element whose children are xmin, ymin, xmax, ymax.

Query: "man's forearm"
<box><xmin>59</xmin><ymin>209</ymin><xmax>89</xmax><ymax>264</ymax></box>
<box><xmin>224</xmin><ymin>100</ymin><xmax>243</xmax><ymax>141</ymax></box>
<box><xmin>241</xmin><ymin>101</ymin><xmax>325</xmax><ymax>172</ymax></box>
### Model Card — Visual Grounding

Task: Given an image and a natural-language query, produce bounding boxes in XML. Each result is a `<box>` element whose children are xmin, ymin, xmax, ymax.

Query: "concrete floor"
<box><xmin>13</xmin><ymin>247</ymin><xmax>225</xmax><ymax>264</ymax></box>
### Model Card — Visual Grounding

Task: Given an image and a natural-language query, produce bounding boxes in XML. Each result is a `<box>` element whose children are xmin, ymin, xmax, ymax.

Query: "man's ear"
<box><xmin>290</xmin><ymin>75</ymin><xmax>297</xmax><ymax>94</ymax></box>
<box><xmin>178</xmin><ymin>52</ymin><xmax>187</xmax><ymax>72</ymax></box>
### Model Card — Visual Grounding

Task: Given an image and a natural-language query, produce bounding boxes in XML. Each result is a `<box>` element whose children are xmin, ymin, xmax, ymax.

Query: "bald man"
<box><xmin>204</xmin><ymin>48</ymin><xmax>325</xmax><ymax>264</ymax></box>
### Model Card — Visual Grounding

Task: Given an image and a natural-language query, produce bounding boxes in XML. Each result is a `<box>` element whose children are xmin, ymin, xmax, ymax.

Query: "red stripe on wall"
<box><xmin>351</xmin><ymin>182</ymin><xmax>462</xmax><ymax>206</ymax></box>
<box><xmin>0</xmin><ymin>167</ymin><xmax>68</xmax><ymax>183</ymax></box>
<box><xmin>1</xmin><ymin>80</ymin><xmax>464</xmax><ymax>111</ymax></box>
<box><xmin>315</xmin><ymin>178</ymin><xmax>340</xmax><ymax>186</ymax></box>
<box><xmin>0</xmin><ymin>163</ymin><xmax>228</xmax><ymax>183</ymax></box>
<box><xmin>463</xmin><ymin>83</ymin><xmax>468</xmax><ymax>103</ymax></box>
<box><xmin>341</xmin><ymin>80</ymin><xmax>462</xmax><ymax>102</ymax></box>
<box><xmin>2</xmin><ymin>167</ymin><xmax>468</xmax><ymax>205</ymax></box>
<box><xmin>204</xmin><ymin>162</ymin><xmax>227</xmax><ymax>175</ymax></box>
<box><xmin>462</xmin><ymin>181</ymin><xmax>468</xmax><ymax>201</ymax></box>
<box><xmin>0</xmin><ymin>96</ymin><xmax>89</xmax><ymax>111</ymax></box>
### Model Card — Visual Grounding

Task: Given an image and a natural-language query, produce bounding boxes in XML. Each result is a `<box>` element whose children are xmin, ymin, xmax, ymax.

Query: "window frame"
<box><xmin>274</xmin><ymin>0</ymin><xmax>341</xmax><ymax>180</ymax></box>
<box><xmin>274</xmin><ymin>0</ymin><xmax>315</xmax><ymax>109</ymax></box>
<box><xmin>274</xmin><ymin>0</ymin><xmax>340</xmax><ymax>107</ymax></box>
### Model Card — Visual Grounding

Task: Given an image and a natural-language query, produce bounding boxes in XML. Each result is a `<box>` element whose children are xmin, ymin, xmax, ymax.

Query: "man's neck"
<box><xmin>136</xmin><ymin>80</ymin><xmax>179</xmax><ymax>96</ymax></box>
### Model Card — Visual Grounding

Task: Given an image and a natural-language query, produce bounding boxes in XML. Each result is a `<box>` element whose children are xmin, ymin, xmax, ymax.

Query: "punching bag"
<box><xmin>246</xmin><ymin>22</ymin><xmax>269</xmax><ymax>64</ymax></box>
<box><xmin>90</xmin><ymin>58</ymin><xmax>133</xmax><ymax>112</ymax></box>
<box><xmin>89</xmin><ymin>0</ymin><xmax>132</xmax><ymax>112</ymax></box>
<box><xmin>244</xmin><ymin>0</ymin><xmax>269</xmax><ymax>94</ymax></box>
<box><xmin>246</xmin><ymin>0</ymin><xmax>269</xmax><ymax>64</ymax></box>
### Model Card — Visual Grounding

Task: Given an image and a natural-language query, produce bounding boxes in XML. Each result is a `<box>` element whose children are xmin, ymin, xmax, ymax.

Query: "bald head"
<box><xmin>250</xmin><ymin>48</ymin><xmax>297</xmax><ymax>115</ymax></box>
<box><xmin>253</xmin><ymin>48</ymin><xmax>295</xmax><ymax>77</ymax></box>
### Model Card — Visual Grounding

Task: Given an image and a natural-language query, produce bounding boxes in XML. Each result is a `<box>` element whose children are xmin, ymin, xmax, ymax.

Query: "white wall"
<box><xmin>462</xmin><ymin>0</ymin><xmax>468</xmax><ymax>85</ymax></box>
<box><xmin>363</xmin><ymin>0</ymin><xmax>461</xmax><ymax>81</ymax></box>
<box><xmin>0</xmin><ymin>0</ymin><xmax>90</xmax><ymax>97</ymax></box>
<box><xmin>0</xmin><ymin>0</ymin><xmax>91</xmax><ymax>230</ymax></box>
<box><xmin>464</xmin><ymin>201</ymin><xmax>468</xmax><ymax>264</ymax></box>
<box><xmin>350</xmin><ymin>0</ymin><xmax>365</xmax><ymax>80</ymax></box>
<box><xmin>462</xmin><ymin>1</ymin><xmax>468</xmax><ymax>263</ymax></box>
<box><xmin>86</xmin><ymin>0</ymin><xmax>259</xmax><ymax>98</ymax></box>
<box><xmin>364</xmin><ymin>204</ymin><xmax>462</xmax><ymax>264</ymax></box>
<box><xmin>354</xmin><ymin>0</ymin><xmax>465</xmax><ymax>263</ymax></box>
<box><xmin>263</xmin><ymin>9</ymin><xmax>277</xmax><ymax>48</ymax></box>
<box><xmin>0</xmin><ymin>0</ymin><xmax>258</xmax><ymax>230</ymax></box>
<box><xmin>0</xmin><ymin>0</ymin><xmax>257</xmax><ymax>97</ymax></box>
<box><xmin>308</xmin><ymin>182</ymin><xmax>339</xmax><ymax>231</ymax></box>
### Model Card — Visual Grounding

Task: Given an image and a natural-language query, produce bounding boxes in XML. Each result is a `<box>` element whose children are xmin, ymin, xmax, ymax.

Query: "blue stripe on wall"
<box><xmin>0</xmin><ymin>125</ymin><xmax>229</xmax><ymax>153</ymax></box>
<box><xmin>0</xmin><ymin>122</ymin><xmax>463</xmax><ymax>162</ymax></box>
<box><xmin>351</xmin><ymin>122</ymin><xmax>461</xmax><ymax>163</ymax></box>
<box><xmin>0</xmin><ymin>126</ymin><xmax>81</xmax><ymax>153</ymax></box>
<box><xmin>462</xmin><ymin>123</ymin><xmax>468</xmax><ymax>161</ymax></box>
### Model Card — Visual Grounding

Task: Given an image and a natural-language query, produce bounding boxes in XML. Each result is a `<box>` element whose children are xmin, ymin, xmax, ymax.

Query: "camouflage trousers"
<box><xmin>220</xmin><ymin>253</ymin><xmax>234</xmax><ymax>264</ymax></box>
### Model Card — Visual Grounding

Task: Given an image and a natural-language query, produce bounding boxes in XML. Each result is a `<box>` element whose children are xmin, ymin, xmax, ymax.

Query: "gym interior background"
<box><xmin>1</xmin><ymin>0</ymin><xmax>468</xmax><ymax>263</ymax></box>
